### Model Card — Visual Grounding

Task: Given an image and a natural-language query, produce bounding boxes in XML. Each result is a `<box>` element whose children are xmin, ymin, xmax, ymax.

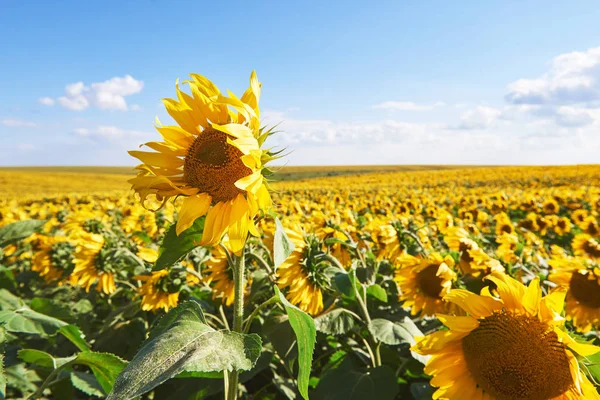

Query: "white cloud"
<box><xmin>505</xmin><ymin>46</ymin><xmax>600</xmax><ymax>105</ymax></box>
<box><xmin>455</xmin><ymin>106</ymin><xmax>502</xmax><ymax>130</ymax></box>
<box><xmin>51</xmin><ymin>75</ymin><xmax>144</xmax><ymax>111</ymax></box>
<box><xmin>1</xmin><ymin>119</ymin><xmax>37</xmax><ymax>127</ymax></box>
<box><xmin>373</xmin><ymin>101</ymin><xmax>442</xmax><ymax>111</ymax></box>
<box><xmin>38</xmin><ymin>97</ymin><xmax>55</xmax><ymax>106</ymax></box>
<box><xmin>74</xmin><ymin>125</ymin><xmax>148</xmax><ymax>138</ymax></box>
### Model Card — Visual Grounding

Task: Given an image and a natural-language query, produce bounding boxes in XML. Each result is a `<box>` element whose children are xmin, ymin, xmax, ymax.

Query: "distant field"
<box><xmin>0</xmin><ymin>165</ymin><xmax>487</xmax><ymax>183</ymax></box>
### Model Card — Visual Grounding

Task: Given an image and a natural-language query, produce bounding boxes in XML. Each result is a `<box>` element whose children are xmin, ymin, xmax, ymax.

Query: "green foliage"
<box><xmin>273</xmin><ymin>217</ymin><xmax>295</xmax><ymax>268</ymax></box>
<box><xmin>107</xmin><ymin>301</ymin><xmax>262</xmax><ymax>400</ymax></box>
<box><xmin>0</xmin><ymin>305</ymin><xmax>67</xmax><ymax>337</ymax></box>
<box><xmin>154</xmin><ymin>217</ymin><xmax>205</xmax><ymax>271</ymax></box>
<box><xmin>275</xmin><ymin>286</ymin><xmax>316</xmax><ymax>400</ymax></box>
<box><xmin>314</xmin><ymin>308</ymin><xmax>357</xmax><ymax>335</ymax></box>
<box><xmin>0</xmin><ymin>220</ymin><xmax>46</xmax><ymax>247</ymax></box>
<box><xmin>70</xmin><ymin>371</ymin><xmax>105</xmax><ymax>397</ymax></box>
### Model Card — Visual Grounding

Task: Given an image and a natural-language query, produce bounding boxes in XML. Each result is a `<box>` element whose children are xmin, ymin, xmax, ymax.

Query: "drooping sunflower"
<box><xmin>32</xmin><ymin>235</ymin><xmax>75</xmax><ymax>283</ymax></box>
<box><xmin>128</xmin><ymin>71</ymin><xmax>276</xmax><ymax>255</ymax></box>
<box><xmin>394</xmin><ymin>252</ymin><xmax>457</xmax><ymax>317</ymax></box>
<box><xmin>204</xmin><ymin>244</ymin><xmax>250</xmax><ymax>306</ymax></box>
<box><xmin>549</xmin><ymin>257</ymin><xmax>600</xmax><ymax>332</ymax></box>
<box><xmin>413</xmin><ymin>273</ymin><xmax>600</xmax><ymax>400</ymax></box>
<box><xmin>134</xmin><ymin>267</ymin><xmax>200</xmax><ymax>312</ymax></box>
<box><xmin>276</xmin><ymin>229</ymin><xmax>327</xmax><ymax>316</ymax></box>
<box><xmin>70</xmin><ymin>232</ymin><xmax>116</xmax><ymax>294</ymax></box>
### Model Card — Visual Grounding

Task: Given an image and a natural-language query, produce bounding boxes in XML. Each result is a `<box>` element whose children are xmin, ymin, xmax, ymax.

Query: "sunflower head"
<box><xmin>128</xmin><ymin>71</ymin><xmax>281</xmax><ymax>255</ymax></box>
<box><xmin>412</xmin><ymin>273</ymin><xmax>600</xmax><ymax>400</ymax></box>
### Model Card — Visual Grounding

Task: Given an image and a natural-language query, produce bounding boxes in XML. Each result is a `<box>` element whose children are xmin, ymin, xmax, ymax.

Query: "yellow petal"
<box><xmin>235</xmin><ymin>170</ymin><xmax>263</xmax><ymax>193</ymax></box>
<box><xmin>212</xmin><ymin>122</ymin><xmax>253</xmax><ymax>139</ymax></box>
<box><xmin>444</xmin><ymin>289</ymin><xmax>503</xmax><ymax>318</ymax></box>
<box><xmin>486</xmin><ymin>273</ymin><xmax>526</xmax><ymax>312</ymax></box>
<box><xmin>176</xmin><ymin>193</ymin><xmax>211</xmax><ymax>235</ymax></box>
<box><xmin>556</xmin><ymin>329</ymin><xmax>600</xmax><ymax>356</ymax></box>
<box><xmin>227</xmin><ymin>195</ymin><xmax>250</xmax><ymax>255</ymax></box>
<box><xmin>522</xmin><ymin>276</ymin><xmax>541</xmax><ymax>316</ymax></box>
<box><xmin>436</xmin><ymin>314</ymin><xmax>479</xmax><ymax>332</ymax></box>
<box><xmin>412</xmin><ymin>330</ymin><xmax>468</xmax><ymax>355</ymax></box>
<box><xmin>539</xmin><ymin>286</ymin><xmax>567</xmax><ymax>323</ymax></box>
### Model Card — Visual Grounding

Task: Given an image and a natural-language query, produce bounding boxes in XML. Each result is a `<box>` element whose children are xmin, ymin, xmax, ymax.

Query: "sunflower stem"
<box><xmin>227</xmin><ymin>251</ymin><xmax>245</xmax><ymax>400</ymax></box>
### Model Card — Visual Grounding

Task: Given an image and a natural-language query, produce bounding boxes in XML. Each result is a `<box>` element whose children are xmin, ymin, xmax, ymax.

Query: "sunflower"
<box><xmin>494</xmin><ymin>212</ymin><xmax>515</xmax><ymax>236</ymax></box>
<box><xmin>581</xmin><ymin>216</ymin><xmax>600</xmax><ymax>236</ymax></box>
<box><xmin>32</xmin><ymin>235</ymin><xmax>75</xmax><ymax>283</ymax></box>
<box><xmin>412</xmin><ymin>273</ymin><xmax>600</xmax><ymax>400</ymax></box>
<box><xmin>572</xmin><ymin>234</ymin><xmax>600</xmax><ymax>262</ymax></box>
<box><xmin>549</xmin><ymin>257</ymin><xmax>600</xmax><ymax>332</ymax></box>
<box><xmin>496</xmin><ymin>233</ymin><xmax>519</xmax><ymax>263</ymax></box>
<box><xmin>134</xmin><ymin>267</ymin><xmax>199</xmax><ymax>312</ymax></box>
<box><xmin>372</xmin><ymin>223</ymin><xmax>403</xmax><ymax>261</ymax></box>
<box><xmin>276</xmin><ymin>229</ymin><xmax>326</xmax><ymax>316</ymax></box>
<box><xmin>554</xmin><ymin>216</ymin><xmax>573</xmax><ymax>236</ymax></box>
<box><xmin>70</xmin><ymin>232</ymin><xmax>116</xmax><ymax>294</ymax></box>
<box><xmin>204</xmin><ymin>244</ymin><xmax>250</xmax><ymax>306</ymax></box>
<box><xmin>128</xmin><ymin>71</ymin><xmax>276</xmax><ymax>255</ymax></box>
<box><xmin>394</xmin><ymin>252</ymin><xmax>456</xmax><ymax>317</ymax></box>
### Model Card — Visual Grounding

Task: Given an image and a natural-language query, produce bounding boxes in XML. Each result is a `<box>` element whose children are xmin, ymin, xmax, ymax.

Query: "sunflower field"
<box><xmin>1</xmin><ymin>71</ymin><xmax>600</xmax><ymax>400</ymax></box>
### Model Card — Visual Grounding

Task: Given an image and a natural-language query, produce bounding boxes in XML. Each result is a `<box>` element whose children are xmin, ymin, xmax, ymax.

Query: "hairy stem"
<box><xmin>227</xmin><ymin>252</ymin><xmax>245</xmax><ymax>400</ymax></box>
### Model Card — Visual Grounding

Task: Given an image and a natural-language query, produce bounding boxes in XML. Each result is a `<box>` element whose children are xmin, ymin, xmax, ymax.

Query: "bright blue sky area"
<box><xmin>2</xmin><ymin>0</ymin><xmax>600</xmax><ymax>165</ymax></box>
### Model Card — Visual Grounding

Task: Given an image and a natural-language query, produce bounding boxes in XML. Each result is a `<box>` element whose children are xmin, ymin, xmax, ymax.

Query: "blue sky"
<box><xmin>2</xmin><ymin>0</ymin><xmax>600</xmax><ymax>165</ymax></box>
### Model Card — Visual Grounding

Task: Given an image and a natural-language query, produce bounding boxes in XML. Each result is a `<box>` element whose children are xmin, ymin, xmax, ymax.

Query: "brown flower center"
<box><xmin>416</xmin><ymin>264</ymin><xmax>444</xmax><ymax>298</ymax></box>
<box><xmin>581</xmin><ymin>238</ymin><xmax>600</xmax><ymax>259</ymax></box>
<box><xmin>184</xmin><ymin>128</ymin><xmax>251</xmax><ymax>203</ymax></box>
<box><xmin>462</xmin><ymin>311</ymin><xmax>572</xmax><ymax>400</ymax></box>
<box><xmin>569</xmin><ymin>271</ymin><xmax>600</xmax><ymax>308</ymax></box>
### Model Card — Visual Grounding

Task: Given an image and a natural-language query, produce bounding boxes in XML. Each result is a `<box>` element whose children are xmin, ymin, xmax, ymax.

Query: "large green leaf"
<box><xmin>274</xmin><ymin>287</ymin><xmax>315</xmax><ymax>400</ymax></box>
<box><xmin>154</xmin><ymin>217</ymin><xmax>205</xmax><ymax>271</ymax></box>
<box><xmin>584</xmin><ymin>351</ymin><xmax>600</xmax><ymax>384</ymax></box>
<box><xmin>273</xmin><ymin>217</ymin><xmax>295</xmax><ymax>268</ymax></box>
<box><xmin>59</xmin><ymin>325</ymin><xmax>91</xmax><ymax>351</ymax></box>
<box><xmin>368</xmin><ymin>319</ymin><xmax>415</xmax><ymax>346</ymax></box>
<box><xmin>18</xmin><ymin>349</ymin><xmax>76</xmax><ymax>369</ymax></box>
<box><xmin>75</xmin><ymin>352</ymin><xmax>127</xmax><ymax>395</ymax></box>
<box><xmin>0</xmin><ymin>220</ymin><xmax>47</xmax><ymax>247</ymax></box>
<box><xmin>0</xmin><ymin>289</ymin><xmax>24</xmax><ymax>311</ymax></box>
<box><xmin>107</xmin><ymin>301</ymin><xmax>262</xmax><ymax>400</ymax></box>
<box><xmin>0</xmin><ymin>307</ymin><xmax>67</xmax><ymax>336</ymax></box>
<box><xmin>71</xmin><ymin>371</ymin><xmax>105</xmax><ymax>398</ymax></box>
<box><xmin>366</xmin><ymin>284</ymin><xmax>388</xmax><ymax>303</ymax></box>
<box><xmin>314</xmin><ymin>308</ymin><xmax>357</xmax><ymax>335</ymax></box>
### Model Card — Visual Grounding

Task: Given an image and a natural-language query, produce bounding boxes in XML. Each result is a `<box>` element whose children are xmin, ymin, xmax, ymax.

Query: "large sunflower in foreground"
<box><xmin>394</xmin><ymin>252</ymin><xmax>457</xmax><ymax>317</ymax></box>
<box><xmin>129</xmin><ymin>71</ymin><xmax>276</xmax><ymax>255</ymax></box>
<box><xmin>549</xmin><ymin>257</ymin><xmax>600</xmax><ymax>332</ymax></box>
<box><xmin>413</xmin><ymin>273</ymin><xmax>600</xmax><ymax>400</ymax></box>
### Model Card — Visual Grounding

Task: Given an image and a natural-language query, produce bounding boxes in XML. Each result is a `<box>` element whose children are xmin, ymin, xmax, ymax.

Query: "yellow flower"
<box><xmin>204</xmin><ymin>244</ymin><xmax>249</xmax><ymax>306</ymax></box>
<box><xmin>572</xmin><ymin>233</ymin><xmax>600</xmax><ymax>262</ymax></box>
<box><xmin>70</xmin><ymin>232</ymin><xmax>116</xmax><ymax>294</ymax></box>
<box><xmin>128</xmin><ymin>71</ymin><xmax>275</xmax><ymax>255</ymax></box>
<box><xmin>549</xmin><ymin>257</ymin><xmax>600</xmax><ymax>332</ymax></box>
<box><xmin>413</xmin><ymin>273</ymin><xmax>600</xmax><ymax>400</ymax></box>
<box><xmin>134</xmin><ymin>267</ymin><xmax>198</xmax><ymax>312</ymax></box>
<box><xmin>394</xmin><ymin>252</ymin><xmax>456</xmax><ymax>317</ymax></box>
<box><xmin>277</xmin><ymin>229</ymin><xmax>325</xmax><ymax>316</ymax></box>
<box><xmin>32</xmin><ymin>235</ymin><xmax>75</xmax><ymax>283</ymax></box>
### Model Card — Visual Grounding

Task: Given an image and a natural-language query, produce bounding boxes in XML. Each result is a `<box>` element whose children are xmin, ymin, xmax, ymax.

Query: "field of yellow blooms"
<box><xmin>1</xmin><ymin>165</ymin><xmax>600</xmax><ymax>399</ymax></box>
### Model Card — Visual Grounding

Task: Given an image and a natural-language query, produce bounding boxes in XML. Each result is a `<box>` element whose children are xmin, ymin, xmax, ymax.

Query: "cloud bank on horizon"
<box><xmin>1</xmin><ymin>2</ymin><xmax>599</xmax><ymax>166</ymax></box>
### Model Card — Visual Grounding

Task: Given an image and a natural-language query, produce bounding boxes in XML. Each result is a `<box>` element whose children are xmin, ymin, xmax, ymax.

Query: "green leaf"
<box><xmin>71</xmin><ymin>371</ymin><xmax>105</xmax><ymax>397</ymax></box>
<box><xmin>0</xmin><ymin>289</ymin><xmax>24</xmax><ymax>311</ymax></box>
<box><xmin>333</xmin><ymin>270</ymin><xmax>361</xmax><ymax>299</ymax></box>
<box><xmin>273</xmin><ymin>217</ymin><xmax>295</xmax><ymax>268</ymax></box>
<box><xmin>18</xmin><ymin>349</ymin><xmax>76</xmax><ymax>369</ymax></box>
<box><xmin>30</xmin><ymin>298</ymin><xmax>73</xmax><ymax>323</ymax></box>
<box><xmin>0</xmin><ymin>307</ymin><xmax>67</xmax><ymax>336</ymax></box>
<box><xmin>368</xmin><ymin>318</ymin><xmax>414</xmax><ymax>346</ymax></box>
<box><xmin>4</xmin><ymin>363</ymin><xmax>40</xmax><ymax>397</ymax></box>
<box><xmin>584</xmin><ymin>351</ymin><xmax>600</xmax><ymax>384</ymax></box>
<box><xmin>75</xmin><ymin>352</ymin><xmax>127</xmax><ymax>395</ymax></box>
<box><xmin>107</xmin><ymin>301</ymin><xmax>262</xmax><ymax>400</ymax></box>
<box><xmin>410</xmin><ymin>382</ymin><xmax>435</xmax><ymax>400</ymax></box>
<box><xmin>314</xmin><ymin>360</ymin><xmax>398</xmax><ymax>400</ymax></box>
<box><xmin>0</xmin><ymin>353</ymin><xmax>5</xmax><ymax>400</ymax></box>
<box><xmin>0</xmin><ymin>220</ymin><xmax>47</xmax><ymax>247</ymax></box>
<box><xmin>366</xmin><ymin>284</ymin><xmax>388</xmax><ymax>303</ymax></box>
<box><xmin>274</xmin><ymin>286</ymin><xmax>315</xmax><ymax>400</ymax></box>
<box><xmin>59</xmin><ymin>325</ymin><xmax>91</xmax><ymax>351</ymax></box>
<box><xmin>314</xmin><ymin>308</ymin><xmax>357</xmax><ymax>335</ymax></box>
<box><xmin>154</xmin><ymin>217</ymin><xmax>205</xmax><ymax>271</ymax></box>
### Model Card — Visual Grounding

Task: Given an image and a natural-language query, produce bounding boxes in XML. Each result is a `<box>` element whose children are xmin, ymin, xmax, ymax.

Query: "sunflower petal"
<box><xmin>444</xmin><ymin>289</ymin><xmax>503</xmax><ymax>318</ymax></box>
<box><xmin>176</xmin><ymin>193</ymin><xmax>211</xmax><ymax>235</ymax></box>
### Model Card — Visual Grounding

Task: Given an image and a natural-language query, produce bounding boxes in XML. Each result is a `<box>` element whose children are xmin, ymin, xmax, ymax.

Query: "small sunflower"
<box><xmin>572</xmin><ymin>234</ymin><xmax>600</xmax><ymax>262</ymax></box>
<box><xmin>70</xmin><ymin>232</ymin><xmax>116</xmax><ymax>294</ymax></box>
<box><xmin>276</xmin><ymin>229</ymin><xmax>327</xmax><ymax>316</ymax></box>
<box><xmin>494</xmin><ymin>212</ymin><xmax>515</xmax><ymax>236</ymax></box>
<box><xmin>394</xmin><ymin>252</ymin><xmax>456</xmax><ymax>317</ymax></box>
<box><xmin>554</xmin><ymin>216</ymin><xmax>573</xmax><ymax>236</ymax></box>
<box><xmin>549</xmin><ymin>257</ymin><xmax>600</xmax><ymax>332</ymax></box>
<box><xmin>32</xmin><ymin>235</ymin><xmax>75</xmax><ymax>283</ymax></box>
<box><xmin>204</xmin><ymin>244</ymin><xmax>250</xmax><ymax>306</ymax></box>
<box><xmin>413</xmin><ymin>273</ymin><xmax>600</xmax><ymax>400</ymax></box>
<box><xmin>134</xmin><ymin>267</ymin><xmax>199</xmax><ymax>312</ymax></box>
<box><xmin>128</xmin><ymin>71</ymin><xmax>277</xmax><ymax>255</ymax></box>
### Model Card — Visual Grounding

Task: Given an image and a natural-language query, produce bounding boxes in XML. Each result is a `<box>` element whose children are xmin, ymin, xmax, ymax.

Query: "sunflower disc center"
<box><xmin>569</xmin><ymin>271</ymin><xmax>600</xmax><ymax>308</ymax></box>
<box><xmin>416</xmin><ymin>264</ymin><xmax>444</xmax><ymax>298</ymax></box>
<box><xmin>462</xmin><ymin>311</ymin><xmax>572</xmax><ymax>400</ymax></box>
<box><xmin>184</xmin><ymin>128</ymin><xmax>251</xmax><ymax>204</ymax></box>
